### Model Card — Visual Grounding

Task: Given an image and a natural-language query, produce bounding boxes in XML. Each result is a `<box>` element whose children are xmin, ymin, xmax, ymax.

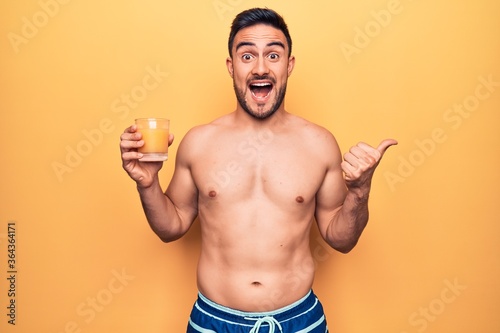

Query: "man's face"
<box><xmin>227</xmin><ymin>24</ymin><xmax>295</xmax><ymax>120</ymax></box>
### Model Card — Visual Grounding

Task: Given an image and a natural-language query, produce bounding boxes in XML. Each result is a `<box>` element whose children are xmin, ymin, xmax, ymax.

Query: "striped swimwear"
<box><xmin>187</xmin><ymin>290</ymin><xmax>329</xmax><ymax>333</ymax></box>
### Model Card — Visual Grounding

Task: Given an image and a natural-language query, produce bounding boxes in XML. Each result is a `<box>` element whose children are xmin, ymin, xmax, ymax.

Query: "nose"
<box><xmin>252</xmin><ymin>57</ymin><xmax>269</xmax><ymax>76</ymax></box>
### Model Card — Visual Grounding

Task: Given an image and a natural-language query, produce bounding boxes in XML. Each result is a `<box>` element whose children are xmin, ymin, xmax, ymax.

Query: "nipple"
<box><xmin>209</xmin><ymin>190</ymin><xmax>217</xmax><ymax>198</ymax></box>
<box><xmin>295</xmin><ymin>196</ymin><xmax>304</xmax><ymax>203</ymax></box>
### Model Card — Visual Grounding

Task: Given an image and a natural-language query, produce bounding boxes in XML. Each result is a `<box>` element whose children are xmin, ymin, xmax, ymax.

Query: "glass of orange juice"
<box><xmin>135</xmin><ymin>118</ymin><xmax>170</xmax><ymax>162</ymax></box>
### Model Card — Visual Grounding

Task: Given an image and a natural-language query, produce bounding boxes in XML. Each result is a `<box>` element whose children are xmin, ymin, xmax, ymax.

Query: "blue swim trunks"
<box><xmin>187</xmin><ymin>290</ymin><xmax>329</xmax><ymax>333</ymax></box>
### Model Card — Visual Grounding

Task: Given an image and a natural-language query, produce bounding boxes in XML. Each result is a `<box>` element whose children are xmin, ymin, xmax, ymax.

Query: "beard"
<box><xmin>233</xmin><ymin>77</ymin><xmax>287</xmax><ymax>120</ymax></box>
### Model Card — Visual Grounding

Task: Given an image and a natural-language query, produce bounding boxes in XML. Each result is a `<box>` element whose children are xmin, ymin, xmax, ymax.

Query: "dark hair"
<box><xmin>228</xmin><ymin>8</ymin><xmax>292</xmax><ymax>58</ymax></box>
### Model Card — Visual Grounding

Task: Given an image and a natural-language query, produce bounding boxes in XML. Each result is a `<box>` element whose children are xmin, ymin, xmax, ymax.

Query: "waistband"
<box><xmin>196</xmin><ymin>289</ymin><xmax>318</xmax><ymax>323</ymax></box>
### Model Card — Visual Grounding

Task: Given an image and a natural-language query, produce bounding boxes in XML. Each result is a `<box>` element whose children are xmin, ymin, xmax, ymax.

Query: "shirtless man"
<box><xmin>120</xmin><ymin>8</ymin><xmax>396</xmax><ymax>333</ymax></box>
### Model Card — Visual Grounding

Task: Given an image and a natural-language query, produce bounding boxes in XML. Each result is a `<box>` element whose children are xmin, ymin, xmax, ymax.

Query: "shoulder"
<box><xmin>176</xmin><ymin>114</ymin><xmax>232</xmax><ymax>156</ymax></box>
<box><xmin>290</xmin><ymin>114</ymin><xmax>339</xmax><ymax>146</ymax></box>
<box><xmin>287</xmin><ymin>114</ymin><xmax>342</xmax><ymax>164</ymax></box>
<box><xmin>182</xmin><ymin>114</ymin><xmax>230</xmax><ymax>143</ymax></box>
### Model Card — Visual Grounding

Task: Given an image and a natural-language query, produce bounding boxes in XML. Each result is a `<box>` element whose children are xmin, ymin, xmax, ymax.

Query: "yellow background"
<box><xmin>1</xmin><ymin>0</ymin><xmax>499</xmax><ymax>332</ymax></box>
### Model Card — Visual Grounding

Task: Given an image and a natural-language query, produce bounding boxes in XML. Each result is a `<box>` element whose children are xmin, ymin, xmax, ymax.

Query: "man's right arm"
<box><xmin>120</xmin><ymin>125</ymin><xmax>199</xmax><ymax>242</ymax></box>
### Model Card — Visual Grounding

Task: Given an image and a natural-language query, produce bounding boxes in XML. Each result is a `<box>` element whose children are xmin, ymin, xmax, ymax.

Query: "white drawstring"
<box><xmin>247</xmin><ymin>316</ymin><xmax>283</xmax><ymax>333</ymax></box>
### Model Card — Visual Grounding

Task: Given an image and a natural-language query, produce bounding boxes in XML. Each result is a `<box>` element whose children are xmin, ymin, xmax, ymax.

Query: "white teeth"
<box><xmin>251</xmin><ymin>83</ymin><xmax>271</xmax><ymax>87</ymax></box>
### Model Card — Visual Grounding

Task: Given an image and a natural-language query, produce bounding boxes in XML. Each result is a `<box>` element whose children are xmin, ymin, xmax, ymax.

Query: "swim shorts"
<box><xmin>186</xmin><ymin>290</ymin><xmax>329</xmax><ymax>332</ymax></box>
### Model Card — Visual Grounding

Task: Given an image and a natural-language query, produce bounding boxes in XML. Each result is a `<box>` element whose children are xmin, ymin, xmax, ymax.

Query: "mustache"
<box><xmin>247</xmin><ymin>75</ymin><xmax>276</xmax><ymax>85</ymax></box>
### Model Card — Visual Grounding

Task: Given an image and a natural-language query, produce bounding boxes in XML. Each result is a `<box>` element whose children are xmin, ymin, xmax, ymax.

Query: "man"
<box><xmin>120</xmin><ymin>8</ymin><xmax>396</xmax><ymax>333</ymax></box>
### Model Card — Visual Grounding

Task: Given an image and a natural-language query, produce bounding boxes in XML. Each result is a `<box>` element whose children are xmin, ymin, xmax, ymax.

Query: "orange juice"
<box><xmin>138</xmin><ymin>128</ymin><xmax>169</xmax><ymax>153</ymax></box>
<box><xmin>135</xmin><ymin>118</ymin><xmax>169</xmax><ymax>161</ymax></box>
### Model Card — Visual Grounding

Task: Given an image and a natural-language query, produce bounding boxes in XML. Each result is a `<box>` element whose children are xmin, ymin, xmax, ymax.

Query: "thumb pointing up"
<box><xmin>377</xmin><ymin>139</ymin><xmax>398</xmax><ymax>155</ymax></box>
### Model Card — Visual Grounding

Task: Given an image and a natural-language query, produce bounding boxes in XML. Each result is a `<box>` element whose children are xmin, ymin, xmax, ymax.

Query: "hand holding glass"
<box><xmin>135</xmin><ymin>118</ymin><xmax>170</xmax><ymax>162</ymax></box>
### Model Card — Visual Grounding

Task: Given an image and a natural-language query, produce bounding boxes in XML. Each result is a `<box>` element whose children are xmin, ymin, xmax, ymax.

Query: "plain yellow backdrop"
<box><xmin>1</xmin><ymin>0</ymin><xmax>499</xmax><ymax>332</ymax></box>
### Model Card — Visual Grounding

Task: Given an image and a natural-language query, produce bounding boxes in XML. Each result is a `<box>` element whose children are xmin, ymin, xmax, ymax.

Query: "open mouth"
<box><xmin>249</xmin><ymin>82</ymin><xmax>273</xmax><ymax>100</ymax></box>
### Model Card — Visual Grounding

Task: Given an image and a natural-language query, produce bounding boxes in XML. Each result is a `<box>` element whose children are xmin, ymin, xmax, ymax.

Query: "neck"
<box><xmin>234</xmin><ymin>103</ymin><xmax>288</xmax><ymax>128</ymax></box>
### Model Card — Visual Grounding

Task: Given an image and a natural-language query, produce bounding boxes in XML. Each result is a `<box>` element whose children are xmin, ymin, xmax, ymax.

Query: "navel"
<box><xmin>209</xmin><ymin>190</ymin><xmax>217</xmax><ymax>198</ymax></box>
<box><xmin>295</xmin><ymin>196</ymin><xmax>304</xmax><ymax>203</ymax></box>
<box><xmin>251</xmin><ymin>281</ymin><xmax>262</xmax><ymax>287</ymax></box>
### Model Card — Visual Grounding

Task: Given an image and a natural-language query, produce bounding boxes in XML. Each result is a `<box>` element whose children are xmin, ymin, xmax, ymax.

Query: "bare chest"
<box><xmin>191</xmin><ymin>130</ymin><xmax>325</xmax><ymax>205</ymax></box>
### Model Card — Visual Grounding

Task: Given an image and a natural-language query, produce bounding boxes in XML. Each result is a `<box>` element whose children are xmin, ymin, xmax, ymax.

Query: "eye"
<box><xmin>268</xmin><ymin>53</ymin><xmax>280</xmax><ymax>61</ymax></box>
<box><xmin>242</xmin><ymin>54</ymin><xmax>253</xmax><ymax>61</ymax></box>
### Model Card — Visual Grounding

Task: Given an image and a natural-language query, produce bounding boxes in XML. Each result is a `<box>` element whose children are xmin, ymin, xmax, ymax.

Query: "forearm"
<box><xmin>137</xmin><ymin>177</ymin><xmax>187</xmax><ymax>242</ymax></box>
<box><xmin>318</xmin><ymin>138</ymin><xmax>397</xmax><ymax>253</ymax></box>
<box><xmin>326</xmin><ymin>187</ymin><xmax>370</xmax><ymax>253</ymax></box>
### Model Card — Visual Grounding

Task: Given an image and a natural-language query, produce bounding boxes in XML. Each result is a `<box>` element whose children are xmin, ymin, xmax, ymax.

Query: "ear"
<box><xmin>287</xmin><ymin>55</ymin><xmax>296</xmax><ymax>77</ymax></box>
<box><xmin>226</xmin><ymin>57</ymin><xmax>234</xmax><ymax>78</ymax></box>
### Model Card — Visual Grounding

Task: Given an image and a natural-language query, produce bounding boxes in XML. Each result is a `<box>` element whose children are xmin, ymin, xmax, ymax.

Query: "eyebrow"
<box><xmin>235</xmin><ymin>41</ymin><xmax>286</xmax><ymax>52</ymax></box>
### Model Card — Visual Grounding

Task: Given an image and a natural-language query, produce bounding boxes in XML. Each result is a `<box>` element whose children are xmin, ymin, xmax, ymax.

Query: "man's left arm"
<box><xmin>315</xmin><ymin>138</ymin><xmax>397</xmax><ymax>253</ymax></box>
